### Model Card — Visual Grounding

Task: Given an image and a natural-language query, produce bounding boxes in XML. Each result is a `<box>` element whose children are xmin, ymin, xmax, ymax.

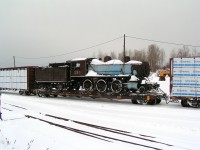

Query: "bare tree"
<box><xmin>128</xmin><ymin>49</ymin><xmax>135</xmax><ymax>59</ymax></box>
<box><xmin>97</xmin><ymin>50</ymin><xmax>104</xmax><ymax>60</ymax></box>
<box><xmin>191</xmin><ymin>48</ymin><xmax>200</xmax><ymax>56</ymax></box>
<box><xmin>134</xmin><ymin>49</ymin><xmax>147</xmax><ymax>61</ymax></box>
<box><xmin>147</xmin><ymin>44</ymin><xmax>163</xmax><ymax>72</ymax></box>
<box><xmin>170</xmin><ymin>48</ymin><xmax>177</xmax><ymax>58</ymax></box>
<box><xmin>177</xmin><ymin>46</ymin><xmax>191</xmax><ymax>57</ymax></box>
<box><xmin>118</xmin><ymin>49</ymin><xmax>129</xmax><ymax>61</ymax></box>
<box><xmin>159</xmin><ymin>48</ymin><xmax>165</xmax><ymax>67</ymax></box>
<box><xmin>118</xmin><ymin>51</ymin><xmax>123</xmax><ymax>61</ymax></box>
<box><xmin>110</xmin><ymin>51</ymin><xmax>117</xmax><ymax>59</ymax></box>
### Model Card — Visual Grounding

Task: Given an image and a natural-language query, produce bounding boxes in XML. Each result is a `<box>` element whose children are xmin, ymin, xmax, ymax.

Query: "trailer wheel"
<box><xmin>37</xmin><ymin>85</ymin><xmax>46</xmax><ymax>97</ymax></box>
<box><xmin>19</xmin><ymin>90</ymin><xmax>24</xmax><ymax>95</ymax></box>
<box><xmin>156</xmin><ymin>98</ymin><xmax>161</xmax><ymax>104</ymax></box>
<box><xmin>32</xmin><ymin>90</ymin><xmax>37</xmax><ymax>95</ymax></box>
<box><xmin>181</xmin><ymin>100</ymin><xmax>190</xmax><ymax>107</ymax></box>
<box><xmin>38</xmin><ymin>91</ymin><xmax>43</xmax><ymax>97</ymax></box>
<box><xmin>45</xmin><ymin>94</ymin><xmax>50</xmax><ymax>97</ymax></box>
<box><xmin>25</xmin><ymin>91</ymin><xmax>30</xmax><ymax>96</ymax></box>
<box><xmin>147</xmin><ymin>99</ymin><xmax>156</xmax><ymax>105</ymax></box>
<box><xmin>131</xmin><ymin>99</ymin><xmax>139</xmax><ymax>104</ymax></box>
<box><xmin>191</xmin><ymin>100</ymin><xmax>200</xmax><ymax>108</ymax></box>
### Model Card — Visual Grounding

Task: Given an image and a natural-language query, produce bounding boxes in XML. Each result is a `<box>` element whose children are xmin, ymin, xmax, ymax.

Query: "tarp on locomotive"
<box><xmin>89</xmin><ymin>59</ymin><xmax>150</xmax><ymax>78</ymax></box>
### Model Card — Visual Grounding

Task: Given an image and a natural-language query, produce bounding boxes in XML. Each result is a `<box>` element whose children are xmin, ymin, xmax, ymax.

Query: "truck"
<box><xmin>170</xmin><ymin>57</ymin><xmax>200</xmax><ymax>107</ymax></box>
<box><xmin>159</xmin><ymin>68</ymin><xmax>170</xmax><ymax>81</ymax></box>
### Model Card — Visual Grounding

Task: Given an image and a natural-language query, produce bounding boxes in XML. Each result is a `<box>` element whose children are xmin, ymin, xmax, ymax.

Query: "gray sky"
<box><xmin>0</xmin><ymin>0</ymin><xmax>200</xmax><ymax>67</ymax></box>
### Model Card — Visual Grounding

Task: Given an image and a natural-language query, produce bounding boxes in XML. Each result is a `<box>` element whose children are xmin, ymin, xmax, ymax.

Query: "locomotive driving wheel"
<box><xmin>83</xmin><ymin>79</ymin><xmax>93</xmax><ymax>91</ymax></box>
<box><xmin>96</xmin><ymin>79</ymin><xmax>107</xmax><ymax>92</ymax></box>
<box><xmin>111</xmin><ymin>79</ymin><xmax>123</xmax><ymax>93</ymax></box>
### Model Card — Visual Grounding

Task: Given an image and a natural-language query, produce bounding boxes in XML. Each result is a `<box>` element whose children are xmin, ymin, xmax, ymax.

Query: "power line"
<box><xmin>126</xmin><ymin>35</ymin><xmax>200</xmax><ymax>48</ymax></box>
<box><xmin>16</xmin><ymin>36</ymin><xmax>124</xmax><ymax>60</ymax></box>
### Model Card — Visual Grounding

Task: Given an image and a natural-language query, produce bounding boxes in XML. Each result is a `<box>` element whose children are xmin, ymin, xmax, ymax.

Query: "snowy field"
<box><xmin>0</xmin><ymin>76</ymin><xmax>200</xmax><ymax>150</ymax></box>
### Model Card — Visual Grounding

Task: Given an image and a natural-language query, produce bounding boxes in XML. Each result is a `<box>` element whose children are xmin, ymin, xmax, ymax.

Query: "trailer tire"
<box><xmin>181</xmin><ymin>100</ymin><xmax>190</xmax><ymax>107</ymax></box>
<box><xmin>25</xmin><ymin>91</ymin><xmax>30</xmax><ymax>96</ymax></box>
<box><xmin>147</xmin><ymin>99</ymin><xmax>156</xmax><ymax>105</ymax></box>
<box><xmin>37</xmin><ymin>91</ymin><xmax>43</xmax><ymax>97</ymax></box>
<box><xmin>19</xmin><ymin>90</ymin><xmax>24</xmax><ymax>95</ymax></box>
<box><xmin>45</xmin><ymin>94</ymin><xmax>50</xmax><ymax>97</ymax></box>
<box><xmin>131</xmin><ymin>99</ymin><xmax>139</xmax><ymax>104</ymax></box>
<box><xmin>156</xmin><ymin>98</ymin><xmax>161</xmax><ymax>104</ymax></box>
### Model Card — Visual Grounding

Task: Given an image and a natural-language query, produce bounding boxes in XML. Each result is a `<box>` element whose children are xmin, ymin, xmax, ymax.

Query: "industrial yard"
<box><xmin>0</xmin><ymin>75</ymin><xmax>200</xmax><ymax>150</ymax></box>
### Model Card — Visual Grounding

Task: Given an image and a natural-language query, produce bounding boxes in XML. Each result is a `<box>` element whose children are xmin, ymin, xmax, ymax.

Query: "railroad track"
<box><xmin>3</xmin><ymin>103</ymin><xmax>174</xmax><ymax>150</ymax></box>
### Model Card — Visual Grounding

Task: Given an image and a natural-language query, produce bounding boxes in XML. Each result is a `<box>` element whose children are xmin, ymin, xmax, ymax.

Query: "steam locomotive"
<box><xmin>35</xmin><ymin>57</ymin><xmax>164</xmax><ymax>104</ymax></box>
<box><xmin>0</xmin><ymin>57</ymin><xmax>165</xmax><ymax>104</ymax></box>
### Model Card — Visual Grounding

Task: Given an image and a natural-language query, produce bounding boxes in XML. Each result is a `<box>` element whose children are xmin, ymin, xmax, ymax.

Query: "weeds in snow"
<box><xmin>26</xmin><ymin>139</ymin><xmax>34</xmax><ymax>150</ymax></box>
<box><xmin>0</xmin><ymin>129</ymin><xmax>15</xmax><ymax>148</ymax></box>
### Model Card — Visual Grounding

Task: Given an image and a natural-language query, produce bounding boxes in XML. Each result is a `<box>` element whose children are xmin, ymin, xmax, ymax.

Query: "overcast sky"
<box><xmin>0</xmin><ymin>0</ymin><xmax>200</xmax><ymax>67</ymax></box>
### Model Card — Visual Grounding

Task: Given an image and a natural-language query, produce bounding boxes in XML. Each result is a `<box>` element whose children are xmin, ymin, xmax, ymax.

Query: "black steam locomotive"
<box><xmin>34</xmin><ymin>57</ymin><xmax>164</xmax><ymax>104</ymax></box>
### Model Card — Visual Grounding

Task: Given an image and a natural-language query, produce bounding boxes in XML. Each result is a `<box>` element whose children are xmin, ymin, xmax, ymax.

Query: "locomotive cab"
<box><xmin>70</xmin><ymin>58</ymin><xmax>94</xmax><ymax>77</ymax></box>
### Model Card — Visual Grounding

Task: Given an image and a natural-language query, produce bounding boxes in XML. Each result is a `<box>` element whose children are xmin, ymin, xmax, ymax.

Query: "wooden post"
<box><xmin>124</xmin><ymin>34</ymin><xmax>125</xmax><ymax>62</ymax></box>
<box><xmin>13</xmin><ymin>56</ymin><xmax>16</xmax><ymax>67</ymax></box>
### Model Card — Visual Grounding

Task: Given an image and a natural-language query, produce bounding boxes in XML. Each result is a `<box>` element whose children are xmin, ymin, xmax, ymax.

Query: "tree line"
<box><xmin>94</xmin><ymin>44</ymin><xmax>200</xmax><ymax>72</ymax></box>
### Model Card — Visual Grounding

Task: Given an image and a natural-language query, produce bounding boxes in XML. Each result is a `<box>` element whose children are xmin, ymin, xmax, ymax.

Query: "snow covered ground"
<box><xmin>0</xmin><ymin>75</ymin><xmax>200</xmax><ymax>150</ymax></box>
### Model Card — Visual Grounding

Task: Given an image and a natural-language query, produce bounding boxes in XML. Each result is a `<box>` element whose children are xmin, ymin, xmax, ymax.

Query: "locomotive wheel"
<box><xmin>96</xmin><ymin>79</ymin><xmax>107</xmax><ymax>92</ymax></box>
<box><xmin>111</xmin><ymin>80</ymin><xmax>122</xmax><ymax>93</ymax></box>
<box><xmin>83</xmin><ymin>79</ymin><xmax>93</xmax><ymax>91</ymax></box>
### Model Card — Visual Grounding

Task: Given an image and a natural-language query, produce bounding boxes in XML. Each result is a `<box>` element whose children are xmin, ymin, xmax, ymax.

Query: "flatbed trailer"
<box><xmin>37</xmin><ymin>88</ymin><xmax>165</xmax><ymax>105</ymax></box>
<box><xmin>170</xmin><ymin>57</ymin><xmax>200</xmax><ymax>107</ymax></box>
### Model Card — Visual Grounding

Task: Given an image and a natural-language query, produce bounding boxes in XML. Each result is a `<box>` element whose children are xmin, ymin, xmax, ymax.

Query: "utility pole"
<box><xmin>123</xmin><ymin>34</ymin><xmax>126</xmax><ymax>62</ymax></box>
<box><xmin>13</xmin><ymin>56</ymin><xmax>16</xmax><ymax>67</ymax></box>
